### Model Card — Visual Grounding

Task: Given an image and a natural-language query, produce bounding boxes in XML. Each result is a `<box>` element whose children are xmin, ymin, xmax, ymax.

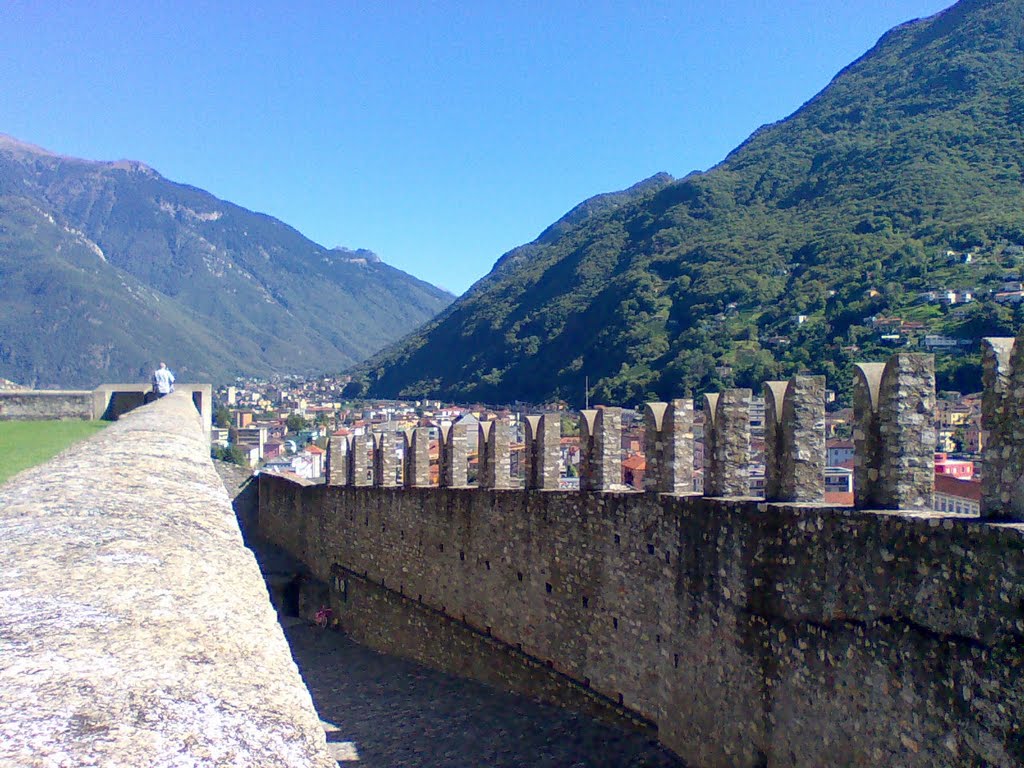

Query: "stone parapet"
<box><xmin>642</xmin><ymin>399</ymin><xmax>695</xmax><ymax>494</ymax></box>
<box><xmin>764</xmin><ymin>376</ymin><xmax>826</xmax><ymax>503</ymax></box>
<box><xmin>579</xmin><ymin>407</ymin><xmax>622</xmax><ymax>491</ymax></box>
<box><xmin>349</xmin><ymin>433</ymin><xmax>373</xmax><ymax>487</ymax></box>
<box><xmin>479</xmin><ymin>418</ymin><xmax>512</xmax><ymax>489</ymax></box>
<box><xmin>440</xmin><ymin>418</ymin><xmax>471</xmax><ymax>488</ymax></box>
<box><xmin>0</xmin><ymin>382</ymin><xmax>212</xmax><ymax>436</ymax></box>
<box><xmin>259</xmin><ymin>474</ymin><xmax>1024</xmax><ymax>768</ymax></box>
<box><xmin>703</xmin><ymin>389</ymin><xmax>752</xmax><ymax>497</ymax></box>
<box><xmin>374</xmin><ymin>430</ymin><xmax>400</xmax><ymax>487</ymax></box>
<box><xmin>0</xmin><ymin>389</ymin><xmax>95</xmax><ymax>421</ymax></box>
<box><xmin>981</xmin><ymin>336</ymin><xmax>1021</xmax><ymax>519</ymax></box>
<box><xmin>854</xmin><ymin>354</ymin><xmax>936</xmax><ymax>509</ymax></box>
<box><xmin>524</xmin><ymin>414</ymin><xmax>561</xmax><ymax>490</ymax></box>
<box><xmin>0</xmin><ymin>393</ymin><xmax>334</xmax><ymax>767</ymax></box>
<box><xmin>403</xmin><ymin>427</ymin><xmax>431</xmax><ymax>488</ymax></box>
<box><xmin>325</xmin><ymin>432</ymin><xmax>349</xmax><ymax>486</ymax></box>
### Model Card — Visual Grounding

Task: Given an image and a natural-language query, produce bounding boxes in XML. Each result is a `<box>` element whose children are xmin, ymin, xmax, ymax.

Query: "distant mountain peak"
<box><xmin>0</xmin><ymin>133</ymin><xmax>157</xmax><ymax>176</ymax></box>
<box><xmin>0</xmin><ymin>136</ymin><xmax>453</xmax><ymax>387</ymax></box>
<box><xmin>0</xmin><ymin>133</ymin><xmax>60</xmax><ymax>158</ymax></box>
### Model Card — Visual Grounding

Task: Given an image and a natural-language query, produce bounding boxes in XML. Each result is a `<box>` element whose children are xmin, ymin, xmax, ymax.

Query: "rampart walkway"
<box><xmin>0</xmin><ymin>393</ymin><xmax>333</xmax><ymax>767</ymax></box>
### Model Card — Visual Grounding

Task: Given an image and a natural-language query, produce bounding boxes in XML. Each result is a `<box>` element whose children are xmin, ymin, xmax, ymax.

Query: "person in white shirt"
<box><xmin>152</xmin><ymin>362</ymin><xmax>175</xmax><ymax>397</ymax></box>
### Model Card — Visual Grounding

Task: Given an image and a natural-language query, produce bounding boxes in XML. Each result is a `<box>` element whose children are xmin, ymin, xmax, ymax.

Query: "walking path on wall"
<box><xmin>246</xmin><ymin>534</ymin><xmax>682</xmax><ymax>768</ymax></box>
<box><xmin>285</xmin><ymin>621</ymin><xmax>683</xmax><ymax>768</ymax></box>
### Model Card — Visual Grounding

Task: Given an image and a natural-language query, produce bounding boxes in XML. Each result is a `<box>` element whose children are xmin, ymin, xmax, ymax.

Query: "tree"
<box><xmin>214</xmin><ymin>405</ymin><xmax>231</xmax><ymax>428</ymax></box>
<box><xmin>342</xmin><ymin>380</ymin><xmax>365</xmax><ymax>399</ymax></box>
<box><xmin>212</xmin><ymin>445</ymin><xmax>249</xmax><ymax>466</ymax></box>
<box><xmin>286</xmin><ymin>413</ymin><xmax>309</xmax><ymax>432</ymax></box>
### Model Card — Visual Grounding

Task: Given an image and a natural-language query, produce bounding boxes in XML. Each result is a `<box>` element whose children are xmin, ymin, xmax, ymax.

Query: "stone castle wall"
<box><xmin>257</xmin><ymin>338</ymin><xmax>1024</xmax><ymax>767</ymax></box>
<box><xmin>258</xmin><ymin>477</ymin><xmax>1024</xmax><ymax>767</ymax></box>
<box><xmin>0</xmin><ymin>393</ymin><xmax>334</xmax><ymax>767</ymax></box>
<box><xmin>0</xmin><ymin>389</ymin><xmax>95</xmax><ymax>420</ymax></box>
<box><xmin>0</xmin><ymin>382</ymin><xmax>213</xmax><ymax>435</ymax></box>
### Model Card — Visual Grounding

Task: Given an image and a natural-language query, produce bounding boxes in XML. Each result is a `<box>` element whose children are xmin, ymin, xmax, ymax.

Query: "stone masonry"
<box><xmin>524</xmin><ymin>414</ymin><xmax>561</xmax><ymax>490</ymax></box>
<box><xmin>479</xmin><ymin>418</ymin><xmax>513</xmax><ymax>490</ymax></box>
<box><xmin>374</xmin><ymin>430</ymin><xmax>400</xmax><ymax>487</ymax></box>
<box><xmin>402</xmin><ymin>427</ymin><xmax>431</xmax><ymax>487</ymax></box>
<box><xmin>981</xmin><ymin>336</ymin><xmax>1014</xmax><ymax>517</ymax></box>
<box><xmin>854</xmin><ymin>354</ymin><xmax>935</xmax><ymax>509</ymax></box>
<box><xmin>326</xmin><ymin>431</ymin><xmax>349</xmax><ymax>486</ymax></box>
<box><xmin>440</xmin><ymin>419</ymin><xmax>470</xmax><ymax>488</ymax></box>
<box><xmin>349</xmin><ymin>433</ymin><xmax>372</xmax><ymax>487</ymax></box>
<box><xmin>579</xmin><ymin>407</ymin><xmax>622</xmax><ymax>491</ymax></box>
<box><xmin>764</xmin><ymin>376</ymin><xmax>825</xmax><ymax>503</ymax></box>
<box><xmin>260</xmin><ymin>476</ymin><xmax>1024</xmax><ymax>768</ymax></box>
<box><xmin>980</xmin><ymin>332</ymin><xmax>1024</xmax><ymax>520</ymax></box>
<box><xmin>642</xmin><ymin>399</ymin><xmax>695</xmax><ymax>495</ymax></box>
<box><xmin>0</xmin><ymin>393</ymin><xmax>334</xmax><ymax>767</ymax></box>
<box><xmin>703</xmin><ymin>389</ymin><xmax>752</xmax><ymax>497</ymax></box>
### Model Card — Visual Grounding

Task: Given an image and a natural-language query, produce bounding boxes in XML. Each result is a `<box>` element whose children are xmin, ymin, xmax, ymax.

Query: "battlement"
<box><xmin>323</xmin><ymin>343</ymin><xmax>1024</xmax><ymax>520</ymax></box>
<box><xmin>267</xmin><ymin>340</ymin><xmax>1024</xmax><ymax>766</ymax></box>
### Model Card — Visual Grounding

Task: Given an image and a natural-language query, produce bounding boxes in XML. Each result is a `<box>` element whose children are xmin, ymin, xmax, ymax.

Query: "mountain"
<box><xmin>355</xmin><ymin>0</ymin><xmax>1024</xmax><ymax>406</ymax></box>
<box><xmin>0</xmin><ymin>135</ymin><xmax>453</xmax><ymax>388</ymax></box>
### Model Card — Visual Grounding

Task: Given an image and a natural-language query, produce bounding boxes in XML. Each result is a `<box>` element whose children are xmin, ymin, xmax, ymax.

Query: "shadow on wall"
<box><xmin>212</xmin><ymin>460</ymin><xmax>259</xmax><ymax>543</ymax></box>
<box><xmin>101</xmin><ymin>391</ymin><xmax>151</xmax><ymax>421</ymax></box>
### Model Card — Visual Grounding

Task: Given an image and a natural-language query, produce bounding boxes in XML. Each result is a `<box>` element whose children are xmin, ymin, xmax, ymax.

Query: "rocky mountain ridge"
<box><xmin>0</xmin><ymin>136</ymin><xmax>453</xmax><ymax>387</ymax></box>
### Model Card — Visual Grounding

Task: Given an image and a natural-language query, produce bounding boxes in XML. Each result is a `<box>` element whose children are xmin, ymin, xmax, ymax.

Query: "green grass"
<box><xmin>0</xmin><ymin>420</ymin><xmax>110</xmax><ymax>487</ymax></box>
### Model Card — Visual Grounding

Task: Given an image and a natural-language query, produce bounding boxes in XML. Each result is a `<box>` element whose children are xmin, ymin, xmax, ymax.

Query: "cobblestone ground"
<box><xmin>284</xmin><ymin>621</ymin><xmax>683</xmax><ymax>768</ymax></box>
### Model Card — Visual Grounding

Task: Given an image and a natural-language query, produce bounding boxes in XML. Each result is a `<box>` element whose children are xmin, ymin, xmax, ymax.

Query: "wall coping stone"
<box><xmin>0</xmin><ymin>392</ymin><xmax>334</xmax><ymax>767</ymax></box>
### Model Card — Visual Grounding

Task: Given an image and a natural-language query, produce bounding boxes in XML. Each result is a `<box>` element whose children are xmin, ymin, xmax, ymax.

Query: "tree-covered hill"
<box><xmin>355</xmin><ymin>0</ymin><xmax>1024</xmax><ymax>406</ymax></box>
<box><xmin>0</xmin><ymin>136</ymin><xmax>453</xmax><ymax>388</ymax></box>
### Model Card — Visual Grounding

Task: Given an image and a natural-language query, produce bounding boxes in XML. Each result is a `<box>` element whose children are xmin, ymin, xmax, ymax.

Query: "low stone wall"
<box><xmin>0</xmin><ymin>383</ymin><xmax>212</xmax><ymax>436</ymax></box>
<box><xmin>0</xmin><ymin>393</ymin><xmax>334</xmax><ymax>767</ymax></box>
<box><xmin>0</xmin><ymin>389</ymin><xmax>95</xmax><ymax>420</ymax></box>
<box><xmin>259</xmin><ymin>476</ymin><xmax>1024</xmax><ymax>768</ymax></box>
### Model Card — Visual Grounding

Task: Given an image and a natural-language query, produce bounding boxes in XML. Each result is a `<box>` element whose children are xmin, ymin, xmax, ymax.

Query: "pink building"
<box><xmin>934</xmin><ymin>453</ymin><xmax>974</xmax><ymax>479</ymax></box>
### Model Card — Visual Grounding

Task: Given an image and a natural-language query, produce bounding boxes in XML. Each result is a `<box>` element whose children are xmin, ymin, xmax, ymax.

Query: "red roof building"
<box><xmin>933</xmin><ymin>474</ymin><xmax>981</xmax><ymax>515</ymax></box>
<box><xmin>622</xmin><ymin>454</ymin><xmax>647</xmax><ymax>490</ymax></box>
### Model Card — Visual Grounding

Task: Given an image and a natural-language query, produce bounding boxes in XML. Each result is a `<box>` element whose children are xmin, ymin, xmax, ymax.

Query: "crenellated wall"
<box><xmin>259</xmin><ymin>344</ymin><xmax>1024</xmax><ymax>766</ymax></box>
<box><xmin>259</xmin><ymin>480</ymin><xmax>1024</xmax><ymax>768</ymax></box>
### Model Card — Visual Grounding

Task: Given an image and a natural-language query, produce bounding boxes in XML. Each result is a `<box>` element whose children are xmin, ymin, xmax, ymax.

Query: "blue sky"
<box><xmin>3</xmin><ymin>1</ymin><xmax>952</xmax><ymax>295</ymax></box>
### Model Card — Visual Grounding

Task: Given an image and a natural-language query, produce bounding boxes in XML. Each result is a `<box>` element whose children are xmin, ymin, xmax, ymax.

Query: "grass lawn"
<box><xmin>0</xmin><ymin>420</ymin><xmax>109</xmax><ymax>487</ymax></box>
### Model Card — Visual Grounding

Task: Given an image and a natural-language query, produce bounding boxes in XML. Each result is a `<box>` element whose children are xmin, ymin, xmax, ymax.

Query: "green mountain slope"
<box><xmin>0</xmin><ymin>136</ymin><xmax>453</xmax><ymax>388</ymax></box>
<box><xmin>357</xmin><ymin>0</ymin><xmax>1024</xmax><ymax>406</ymax></box>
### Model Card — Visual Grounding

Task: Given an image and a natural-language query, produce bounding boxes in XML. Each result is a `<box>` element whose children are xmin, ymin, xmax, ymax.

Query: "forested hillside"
<box><xmin>356</xmin><ymin>0</ymin><xmax>1024</xmax><ymax>406</ymax></box>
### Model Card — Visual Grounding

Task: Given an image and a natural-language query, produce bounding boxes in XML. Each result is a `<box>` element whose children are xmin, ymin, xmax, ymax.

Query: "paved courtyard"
<box><xmin>284</xmin><ymin>621</ymin><xmax>683</xmax><ymax>768</ymax></box>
